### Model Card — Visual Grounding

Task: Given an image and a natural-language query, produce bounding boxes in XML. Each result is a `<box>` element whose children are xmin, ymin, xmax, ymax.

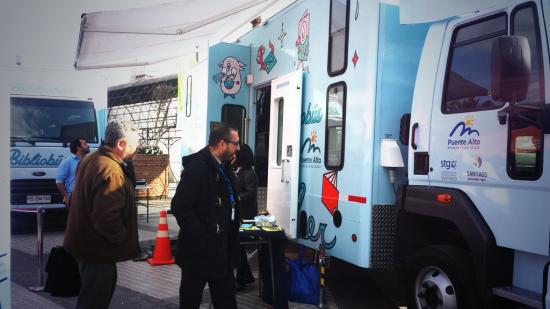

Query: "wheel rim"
<box><xmin>414</xmin><ymin>266</ymin><xmax>457</xmax><ymax>309</ymax></box>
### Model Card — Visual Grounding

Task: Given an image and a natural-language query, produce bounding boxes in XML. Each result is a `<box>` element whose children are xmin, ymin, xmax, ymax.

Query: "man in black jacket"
<box><xmin>171</xmin><ymin>123</ymin><xmax>241</xmax><ymax>309</ymax></box>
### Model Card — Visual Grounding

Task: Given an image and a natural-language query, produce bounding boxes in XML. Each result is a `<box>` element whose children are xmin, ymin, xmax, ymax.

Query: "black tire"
<box><xmin>407</xmin><ymin>245</ymin><xmax>478</xmax><ymax>309</ymax></box>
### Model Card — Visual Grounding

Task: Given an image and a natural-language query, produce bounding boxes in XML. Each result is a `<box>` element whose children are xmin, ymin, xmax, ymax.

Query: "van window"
<box><xmin>511</xmin><ymin>3</ymin><xmax>544</xmax><ymax>104</ymax></box>
<box><xmin>221</xmin><ymin>104</ymin><xmax>246</xmax><ymax>142</ymax></box>
<box><xmin>508</xmin><ymin>118</ymin><xmax>542</xmax><ymax>180</ymax></box>
<box><xmin>328</xmin><ymin>0</ymin><xmax>350</xmax><ymax>76</ymax></box>
<box><xmin>325</xmin><ymin>82</ymin><xmax>346</xmax><ymax>170</ymax></box>
<box><xmin>443</xmin><ymin>14</ymin><xmax>507</xmax><ymax>113</ymax></box>
<box><xmin>10</xmin><ymin>97</ymin><xmax>98</xmax><ymax>143</ymax></box>
<box><xmin>276</xmin><ymin>99</ymin><xmax>284</xmax><ymax>166</ymax></box>
<box><xmin>507</xmin><ymin>3</ymin><xmax>544</xmax><ymax>180</ymax></box>
<box><xmin>254</xmin><ymin>86</ymin><xmax>271</xmax><ymax>186</ymax></box>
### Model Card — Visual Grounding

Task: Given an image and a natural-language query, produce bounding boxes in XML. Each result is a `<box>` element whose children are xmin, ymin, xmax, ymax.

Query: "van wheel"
<box><xmin>407</xmin><ymin>245</ymin><xmax>477</xmax><ymax>309</ymax></box>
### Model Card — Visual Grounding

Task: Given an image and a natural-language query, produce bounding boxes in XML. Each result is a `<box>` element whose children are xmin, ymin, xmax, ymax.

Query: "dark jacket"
<box><xmin>236</xmin><ymin>168</ymin><xmax>258</xmax><ymax>220</ymax></box>
<box><xmin>64</xmin><ymin>146</ymin><xmax>140</xmax><ymax>263</ymax></box>
<box><xmin>171</xmin><ymin>147</ymin><xmax>240</xmax><ymax>278</ymax></box>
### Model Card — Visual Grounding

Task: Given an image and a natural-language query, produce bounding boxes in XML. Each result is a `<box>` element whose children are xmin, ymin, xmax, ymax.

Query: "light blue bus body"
<box><xmin>180</xmin><ymin>0</ymin><xmax>550</xmax><ymax>306</ymax></box>
<box><xmin>199</xmin><ymin>0</ymin><xmax>430</xmax><ymax>266</ymax></box>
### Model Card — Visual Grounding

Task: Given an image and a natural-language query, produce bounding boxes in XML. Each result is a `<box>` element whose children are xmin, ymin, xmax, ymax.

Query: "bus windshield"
<box><xmin>10</xmin><ymin>97</ymin><xmax>98</xmax><ymax>143</ymax></box>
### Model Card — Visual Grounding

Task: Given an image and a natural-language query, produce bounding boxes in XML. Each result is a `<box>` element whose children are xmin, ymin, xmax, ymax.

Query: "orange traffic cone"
<box><xmin>147</xmin><ymin>210</ymin><xmax>175</xmax><ymax>266</ymax></box>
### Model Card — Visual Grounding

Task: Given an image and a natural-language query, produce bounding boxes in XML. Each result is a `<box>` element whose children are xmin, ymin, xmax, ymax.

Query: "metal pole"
<box><xmin>318</xmin><ymin>244</ymin><xmax>326</xmax><ymax>308</ymax></box>
<box><xmin>29</xmin><ymin>208</ymin><xmax>45</xmax><ymax>292</ymax></box>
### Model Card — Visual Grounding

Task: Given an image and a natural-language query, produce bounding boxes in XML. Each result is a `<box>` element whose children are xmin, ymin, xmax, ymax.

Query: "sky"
<box><xmin>0</xmin><ymin>0</ymin><xmax>180</xmax><ymax>110</ymax></box>
<box><xmin>1</xmin><ymin>0</ymin><xmax>176</xmax><ymax>70</ymax></box>
<box><xmin>1</xmin><ymin>3</ymin><xmax>180</xmax><ymax>305</ymax></box>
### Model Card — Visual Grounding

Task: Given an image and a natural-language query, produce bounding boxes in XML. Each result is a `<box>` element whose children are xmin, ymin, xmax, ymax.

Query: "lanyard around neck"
<box><xmin>217</xmin><ymin>165</ymin><xmax>236</xmax><ymax>207</ymax></box>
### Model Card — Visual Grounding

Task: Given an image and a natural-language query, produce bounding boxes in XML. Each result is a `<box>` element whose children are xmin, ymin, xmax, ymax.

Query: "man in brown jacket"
<box><xmin>64</xmin><ymin>120</ymin><xmax>141</xmax><ymax>309</ymax></box>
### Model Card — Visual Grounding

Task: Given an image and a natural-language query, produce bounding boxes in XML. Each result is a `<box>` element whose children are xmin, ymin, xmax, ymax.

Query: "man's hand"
<box><xmin>56</xmin><ymin>182</ymin><xmax>70</xmax><ymax>208</ymax></box>
<box><xmin>63</xmin><ymin>195</ymin><xmax>71</xmax><ymax>209</ymax></box>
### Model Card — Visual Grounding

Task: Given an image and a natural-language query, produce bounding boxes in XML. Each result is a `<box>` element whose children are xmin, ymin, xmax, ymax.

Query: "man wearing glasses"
<box><xmin>171</xmin><ymin>122</ymin><xmax>241</xmax><ymax>309</ymax></box>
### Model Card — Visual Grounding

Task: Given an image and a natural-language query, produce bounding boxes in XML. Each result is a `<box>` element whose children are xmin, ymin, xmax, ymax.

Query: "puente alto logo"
<box><xmin>449</xmin><ymin>116</ymin><xmax>480</xmax><ymax>137</ymax></box>
<box><xmin>301</xmin><ymin>130</ymin><xmax>322</xmax><ymax>166</ymax></box>
<box><xmin>448</xmin><ymin>116</ymin><xmax>481</xmax><ymax>150</ymax></box>
<box><xmin>301</xmin><ymin>130</ymin><xmax>321</xmax><ymax>154</ymax></box>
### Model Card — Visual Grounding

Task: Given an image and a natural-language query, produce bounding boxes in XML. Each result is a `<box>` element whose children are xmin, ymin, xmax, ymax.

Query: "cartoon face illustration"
<box><xmin>296</xmin><ymin>10</ymin><xmax>310</xmax><ymax>62</ymax></box>
<box><xmin>215</xmin><ymin>56</ymin><xmax>246</xmax><ymax>98</ymax></box>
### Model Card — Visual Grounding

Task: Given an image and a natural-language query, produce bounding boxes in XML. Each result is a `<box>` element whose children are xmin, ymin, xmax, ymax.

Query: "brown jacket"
<box><xmin>64</xmin><ymin>146</ymin><xmax>140</xmax><ymax>263</ymax></box>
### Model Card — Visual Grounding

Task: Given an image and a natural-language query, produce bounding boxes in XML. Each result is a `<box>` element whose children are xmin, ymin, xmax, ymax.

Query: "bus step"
<box><xmin>493</xmin><ymin>286</ymin><xmax>542</xmax><ymax>308</ymax></box>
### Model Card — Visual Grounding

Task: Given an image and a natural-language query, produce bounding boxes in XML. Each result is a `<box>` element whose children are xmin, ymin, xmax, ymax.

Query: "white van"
<box><xmin>10</xmin><ymin>95</ymin><xmax>99</xmax><ymax>209</ymax></box>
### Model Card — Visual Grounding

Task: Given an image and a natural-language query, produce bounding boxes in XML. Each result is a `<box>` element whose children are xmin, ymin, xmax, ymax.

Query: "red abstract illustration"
<box><xmin>321</xmin><ymin>171</ymin><xmax>339</xmax><ymax>215</ymax></box>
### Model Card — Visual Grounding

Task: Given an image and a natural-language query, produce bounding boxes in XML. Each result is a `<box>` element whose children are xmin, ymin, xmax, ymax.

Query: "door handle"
<box><xmin>411</xmin><ymin>122</ymin><xmax>419</xmax><ymax>150</ymax></box>
<box><xmin>284</xmin><ymin>159</ymin><xmax>290</xmax><ymax>184</ymax></box>
<box><xmin>281</xmin><ymin>159</ymin><xmax>290</xmax><ymax>183</ymax></box>
<box><xmin>281</xmin><ymin>159</ymin><xmax>285</xmax><ymax>183</ymax></box>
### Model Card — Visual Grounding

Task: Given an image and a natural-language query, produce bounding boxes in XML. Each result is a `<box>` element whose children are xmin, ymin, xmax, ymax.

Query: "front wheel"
<box><xmin>407</xmin><ymin>245</ymin><xmax>478</xmax><ymax>309</ymax></box>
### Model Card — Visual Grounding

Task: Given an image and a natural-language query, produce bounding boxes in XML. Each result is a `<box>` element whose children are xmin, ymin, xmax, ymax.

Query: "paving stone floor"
<box><xmin>11</xmin><ymin>202</ymin><xmax>337</xmax><ymax>309</ymax></box>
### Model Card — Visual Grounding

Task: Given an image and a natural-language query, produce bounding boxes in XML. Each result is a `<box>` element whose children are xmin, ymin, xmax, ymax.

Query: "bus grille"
<box><xmin>10</xmin><ymin>179</ymin><xmax>63</xmax><ymax>204</ymax></box>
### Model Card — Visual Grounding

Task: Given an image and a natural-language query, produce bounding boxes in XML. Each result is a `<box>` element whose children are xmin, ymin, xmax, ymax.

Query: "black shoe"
<box><xmin>235</xmin><ymin>282</ymin><xmax>246</xmax><ymax>292</ymax></box>
<box><xmin>236</xmin><ymin>275</ymin><xmax>255</xmax><ymax>285</ymax></box>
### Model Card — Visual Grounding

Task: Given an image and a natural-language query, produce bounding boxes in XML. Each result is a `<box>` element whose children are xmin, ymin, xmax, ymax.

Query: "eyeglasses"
<box><xmin>225</xmin><ymin>139</ymin><xmax>240</xmax><ymax>146</ymax></box>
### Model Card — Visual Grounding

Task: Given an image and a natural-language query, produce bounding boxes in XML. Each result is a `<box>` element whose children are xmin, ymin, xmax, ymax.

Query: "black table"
<box><xmin>239</xmin><ymin>227</ymin><xmax>288</xmax><ymax>309</ymax></box>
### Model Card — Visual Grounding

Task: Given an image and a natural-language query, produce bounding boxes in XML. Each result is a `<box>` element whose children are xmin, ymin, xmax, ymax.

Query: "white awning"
<box><xmin>75</xmin><ymin>0</ymin><xmax>511</xmax><ymax>69</ymax></box>
<box><xmin>75</xmin><ymin>0</ymin><xmax>296</xmax><ymax>69</ymax></box>
<box><xmin>399</xmin><ymin>0</ymin><xmax>516</xmax><ymax>24</ymax></box>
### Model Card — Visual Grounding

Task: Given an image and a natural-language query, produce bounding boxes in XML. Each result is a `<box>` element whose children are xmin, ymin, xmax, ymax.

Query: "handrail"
<box><xmin>11</xmin><ymin>207</ymin><xmax>46</xmax><ymax>292</ymax></box>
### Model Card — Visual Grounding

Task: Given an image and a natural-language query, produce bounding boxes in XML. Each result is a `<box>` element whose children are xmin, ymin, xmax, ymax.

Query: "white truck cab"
<box><xmin>10</xmin><ymin>95</ymin><xmax>99</xmax><ymax>209</ymax></box>
<box><xmin>398</xmin><ymin>1</ymin><xmax>550</xmax><ymax>307</ymax></box>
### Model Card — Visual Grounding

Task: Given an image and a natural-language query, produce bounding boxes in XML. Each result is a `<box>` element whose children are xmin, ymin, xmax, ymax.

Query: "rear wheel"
<box><xmin>408</xmin><ymin>245</ymin><xmax>477</xmax><ymax>309</ymax></box>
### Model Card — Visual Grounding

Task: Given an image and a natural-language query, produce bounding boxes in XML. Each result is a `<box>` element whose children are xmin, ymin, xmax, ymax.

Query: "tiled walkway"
<box><xmin>11</xmin><ymin>203</ymin><xmax>337</xmax><ymax>309</ymax></box>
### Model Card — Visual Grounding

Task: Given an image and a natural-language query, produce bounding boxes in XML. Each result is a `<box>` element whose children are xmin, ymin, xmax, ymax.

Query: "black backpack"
<box><xmin>44</xmin><ymin>246</ymin><xmax>81</xmax><ymax>297</ymax></box>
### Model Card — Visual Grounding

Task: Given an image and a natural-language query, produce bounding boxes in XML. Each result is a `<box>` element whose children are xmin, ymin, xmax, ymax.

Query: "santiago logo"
<box><xmin>473</xmin><ymin>155</ymin><xmax>482</xmax><ymax>168</ymax></box>
<box><xmin>467</xmin><ymin>155</ymin><xmax>487</xmax><ymax>182</ymax></box>
<box><xmin>448</xmin><ymin>116</ymin><xmax>481</xmax><ymax>150</ymax></box>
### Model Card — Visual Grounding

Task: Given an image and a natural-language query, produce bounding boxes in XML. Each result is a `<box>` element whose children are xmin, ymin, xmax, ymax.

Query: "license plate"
<box><xmin>26</xmin><ymin>195</ymin><xmax>51</xmax><ymax>204</ymax></box>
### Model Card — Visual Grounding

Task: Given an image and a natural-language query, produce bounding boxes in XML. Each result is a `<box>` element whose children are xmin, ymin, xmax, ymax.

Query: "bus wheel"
<box><xmin>407</xmin><ymin>245</ymin><xmax>477</xmax><ymax>309</ymax></box>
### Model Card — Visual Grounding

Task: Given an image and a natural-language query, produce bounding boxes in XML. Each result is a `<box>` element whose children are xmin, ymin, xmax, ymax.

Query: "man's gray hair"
<box><xmin>104</xmin><ymin>120</ymin><xmax>139</xmax><ymax>148</ymax></box>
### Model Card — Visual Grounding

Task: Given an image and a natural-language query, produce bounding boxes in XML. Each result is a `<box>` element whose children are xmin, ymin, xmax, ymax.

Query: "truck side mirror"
<box><xmin>491</xmin><ymin>36</ymin><xmax>531</xmax><ymax>103</ymax></box>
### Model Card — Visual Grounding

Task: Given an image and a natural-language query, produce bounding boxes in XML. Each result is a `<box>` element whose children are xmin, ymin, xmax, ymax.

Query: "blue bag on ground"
<box><xmin>286</xmin><ymin>247</ymin><xmax>319</xmax><ymax>304</ymax></box>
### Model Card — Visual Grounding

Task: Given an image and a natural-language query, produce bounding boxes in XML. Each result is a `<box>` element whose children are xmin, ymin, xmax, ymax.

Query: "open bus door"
<box><xmin>266</xmin><ymin>71</ymin><xmax>303</xmax><ymax>238</ymax></box>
